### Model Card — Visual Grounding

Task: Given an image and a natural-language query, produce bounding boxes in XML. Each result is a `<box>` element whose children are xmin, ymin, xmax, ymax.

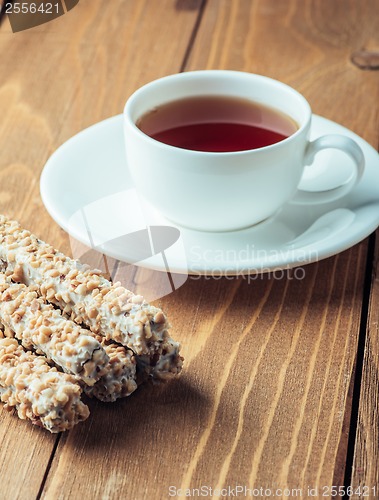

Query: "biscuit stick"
<box><xmin>84</xmin><ymin>338</ymin><xmax>137</xmax><ymax>402</ymax></box>
<box><xmin>0</xmin><ymin>215</ymin><xmax>182</xmax><ymax>379</ymax></box>
<box><xmin>0</xmin><ymin>275</ymin><xmax>109</xmax><ymax>386</ymax></box>
<box><xmin>0</xmin><ymin>338</ymin><xmax>89</xmax><ymax>433</ymax></box>
<box><xmin>0</xmin><ymin>314</ymin><xmax>138</xmax><ymax>402</ymax></box>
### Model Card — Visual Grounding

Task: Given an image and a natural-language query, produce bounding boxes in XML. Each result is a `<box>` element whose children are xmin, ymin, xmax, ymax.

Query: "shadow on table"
<box><xmin>64</xmin><ymin>376</ymin><xmax>210</xmax><ymax>452</ymax></box>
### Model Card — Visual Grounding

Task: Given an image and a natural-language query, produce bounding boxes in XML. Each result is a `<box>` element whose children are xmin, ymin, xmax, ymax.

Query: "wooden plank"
<box><xmin>0</xmin><ymin>415</ymin><xmax>56</xmax><ymax>500</ymax></box>
<box><xmin>41</xmin><ymin>246</ymin><xmax>367</xmax><ymax>499</ymax></box>
<box><xmin>0</xmin><ymin>1</ymin><xmax>202</xmax><ymax>498</ymax></box>
<box><xmin>351</xmin><ymin>232</ymin><xmax>379</xmax><ymax>495</ymax></box>
<box><xmin>0</xmin><ymin>0</ymin><xmax>202</xmax><ymax>251</ymax></box>
<box><xmin>0</xmin><ymin>0</ymin><xmax>377</xmax><ymax>498</ymax></box>
<box><xmin>181</xmin><ymin>0</ymin><xmax>379</xmax><ymax>492</ymax></box>
<box><xmin>185</xmin><ymin>0</ymin><xmax>379</xmax><ymax>147</ymax></box>
<box><xmin>182</xmin><ymin>0</ymin><xmax>379</xmax><ymax>492</ymax></box>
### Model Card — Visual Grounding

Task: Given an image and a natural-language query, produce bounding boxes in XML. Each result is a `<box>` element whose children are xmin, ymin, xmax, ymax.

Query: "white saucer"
<box><xmin>40</xmin><ymin>114</ymin><xmax>379</xmax><ymax>276</ymax></box>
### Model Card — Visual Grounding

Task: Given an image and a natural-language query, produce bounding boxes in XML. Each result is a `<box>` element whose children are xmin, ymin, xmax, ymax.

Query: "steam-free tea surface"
<box><xmin>137</xmin><ymin>96</ymin><xmax>298</xmax><ymax>152</ymax></box>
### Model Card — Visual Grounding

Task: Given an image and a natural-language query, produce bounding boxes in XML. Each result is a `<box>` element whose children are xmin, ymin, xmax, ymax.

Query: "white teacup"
<box><xmin>123</xmin><ymin>71</ymin><xmax>364</xmax><ymax>232</ymax></box>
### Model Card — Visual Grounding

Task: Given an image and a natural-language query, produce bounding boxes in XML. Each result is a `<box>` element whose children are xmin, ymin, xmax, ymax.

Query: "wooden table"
<box><xmin>0</xmin><ymin>1</ymin><xmax>378</xmax><ymax>498</ymax></box>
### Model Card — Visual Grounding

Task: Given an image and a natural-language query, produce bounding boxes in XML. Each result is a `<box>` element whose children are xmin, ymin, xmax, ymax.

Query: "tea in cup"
<box><xmin>124</xmin><ymin>71</ymin><xmax>364</xmax><ymax>231</ymax></box>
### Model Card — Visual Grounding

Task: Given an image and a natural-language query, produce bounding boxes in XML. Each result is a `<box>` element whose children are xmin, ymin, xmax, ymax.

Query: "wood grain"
<box><xmin>182</xmin><ymin>0</ymin><xmax>379</xmax><ymax>493</ymax></box>
<box><xmin>0</xmin><ymin>414</ymin><xmax>56</xmax><ymax>499</ymax></box>
<box><xmin>0</xmin><ymin>1</ymin><xmax>202</xmax><ymax>499</ymax></box>
<box><xmin>0</xmin><ymin>0</ymin><xmax>378</xmax><ymax>498</ymax></box>
<box><xmin>41</xmin><ymin>247</ymin><xmax>367</xmax><ymax>499</ymax></box>
<box><xmin>351</xmin><ymin>233</ymin><xmax>379</xmax><ymax>494</ymax></box>
<box><xmin>185</xmin><ymin>0</ymin><xmax>379</xmax><ymax>147</ymax></box>
<box><xmin>0</xmin><ymin>0</ymin><xmax>202</xmax><ymax>249</ymax></box>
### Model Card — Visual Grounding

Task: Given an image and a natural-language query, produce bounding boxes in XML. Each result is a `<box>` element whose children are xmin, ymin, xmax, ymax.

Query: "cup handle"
<box><xmin>292</xmin><ymin>134</ymin><xmax>365</xmax><ymax>205</ymax></box>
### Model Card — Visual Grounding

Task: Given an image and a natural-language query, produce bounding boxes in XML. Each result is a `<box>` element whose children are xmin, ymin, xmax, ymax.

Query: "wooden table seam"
<box><xmin>343</xmin><ymin>231</ymin><xmax>377</xmax><ymax>493</ymax></box>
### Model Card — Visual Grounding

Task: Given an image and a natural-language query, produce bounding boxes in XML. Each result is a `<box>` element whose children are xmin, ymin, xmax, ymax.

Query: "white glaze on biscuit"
<box><xmin>0</xmin><ymin>338</ymin><xmax>89</xmax><ymax>433</ymax></box>
<box><xmin>0</xmin><ymin>275</ymin><xmax>109</xmax><ymax>386</ymax></box>
<box><xmin>0</xmin><ymin>216</ymin><xmax>183</xmax><ymax>380</ymax></box>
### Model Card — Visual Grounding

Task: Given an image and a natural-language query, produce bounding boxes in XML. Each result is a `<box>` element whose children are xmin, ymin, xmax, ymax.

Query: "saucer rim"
<box><xmin>40</xmin><ymin>114</ymin><xmax>379</xmax><ymax>276</ymax></box>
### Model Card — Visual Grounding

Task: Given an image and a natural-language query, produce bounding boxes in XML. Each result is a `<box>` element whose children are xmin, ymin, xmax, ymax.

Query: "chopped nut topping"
<box><xmin>0</xmin><ymin>338</ymin><xmax>89</xmax><ymax>433</ymax></box>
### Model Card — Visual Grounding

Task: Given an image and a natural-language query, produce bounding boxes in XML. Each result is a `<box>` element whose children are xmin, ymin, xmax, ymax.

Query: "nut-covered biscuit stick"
<box><xmin>0</xmin><ymin>338</ymin><xmax>89</xmax><ymax>433</ymax></box>
<box><xmin>0</xmin><ymin>315</ymin><xmax>138</xmax><ymax>402</ymax></box>
<box><xmin>0</xmin><ymin>215</ymin><xmax>183</xmax><ymax>379</ymax></box>
<box><xmin>0</xmin><ymin>275</ymin><xmax>109</xmax><ymax>386</ymax></box>
<box><xmin>85</xmin><ymin>338</ymin><xmax>137</xmax><ymax>402</ymax></box>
